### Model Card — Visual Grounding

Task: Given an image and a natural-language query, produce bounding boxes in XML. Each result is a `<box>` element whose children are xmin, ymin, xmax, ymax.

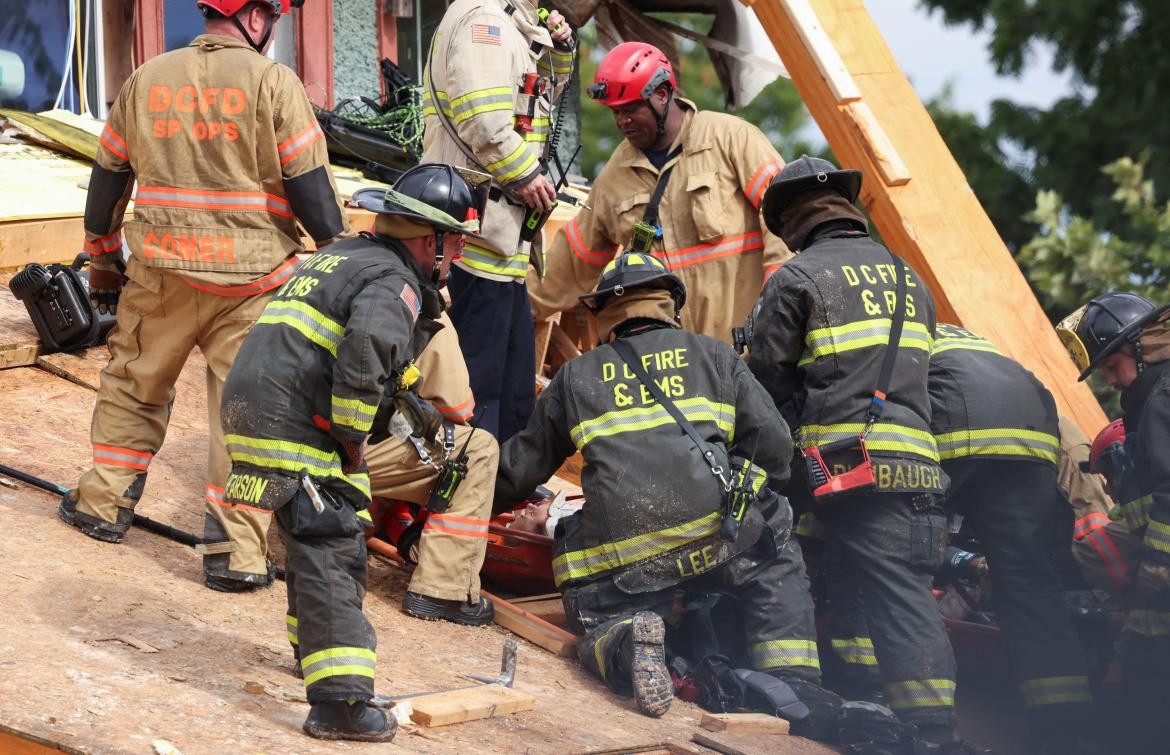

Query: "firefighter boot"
<box><xmin>403</xmin><ymin>591</ymin><xmax>494</xmax><ymax>626</ymax></box>
<box><xmin>627</xmin><ymin>611</ymin><xmax>672</xmax><ymax>718</ymax></box>
<box><xmin>302</xmin><ymin>701</ymin><xmax>397</xmax><ymax>742</ymax></box>
<box><xmin>58</xmin><ymin>488</ymin><xmax>132</xmax><ymax>544</ymax></box>
<box><xmin>204</xmin><ymin>561</ymin><xmax>277</xmax><ymax>593</ymax></box>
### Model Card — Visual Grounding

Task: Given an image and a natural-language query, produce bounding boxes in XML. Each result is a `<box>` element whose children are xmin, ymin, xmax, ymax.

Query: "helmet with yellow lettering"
<box><xmin>579</xmin><ymin>252</ymin><xmax>685</xmax><ymax>314</ymax></box>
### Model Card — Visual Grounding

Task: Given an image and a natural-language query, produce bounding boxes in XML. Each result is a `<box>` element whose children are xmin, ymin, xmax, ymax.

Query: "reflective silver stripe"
<box><xmin>256</xmin><ymin>300</ymin><xmax>344</xmax><ymax>356</ymax></box>
<box><xmin>1019</xmin><ymin>675</ymin><xmax>1091</xmax><ymax>706</ymax></box>
<box><xmin>279</xmin><ymin>123</ymin><xmax>323</xmax><ymax>163</ymax></box>
<box><xmin>1144</xmin><ymin>519</ymin><xmax>1170</xmax><ymax>556</ymax></box>
<box><xmin>459</xmin><ymin>243</ymin><xmax>529</xmax><ymax>275</ymax></box>
<box><xmin>831</xmin><ymin>637</ymin><xmax>878</xmax><ymax>666</ymax></box>
<box><xmin>135</xmin><ymin>188</ymin><xmax>289</xmax><ymax>213</ymax></box>
<box><xmin>747</xmin><ymin>639</ymin><xmax>821</xmax><ymax>670</ymax></box>
<box><xmin>286</xmin><ymin>614</ymin><xmax>298</xmax><ymax>645</ymax></box>
<box><xmin>301</xmin><ymin>647</ymin><xmax>377</xmax><ymax>687</ymax></box>
<box><xmin>663</xmin><ymin>232</ymin><xmax>763</xmax><ymax>268</ymax></box>
<box><xmin>552</xmin><ymin>512</ymin><xmax>723</xmax><ymax>585</ymax></box>
<box><xmin>450</xmin><ymin>88</ymin><xmax>514</xmax><ymax>123</ymax></box>
<box><xmin>934</xmin><ymin>428</ymin><xmax>1059</xmax><ymax>463</ymax></box>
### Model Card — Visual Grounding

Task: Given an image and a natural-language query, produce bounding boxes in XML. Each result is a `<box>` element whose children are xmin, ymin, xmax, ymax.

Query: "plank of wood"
<box><xmin>0</xmin><ymin>722</ymin><xmax>83</xmax><ymax>754</ymax></box>
<box><xmin>699</xmin><ymin>712</ymin><xmax>790</xmax><ymax>735</ymax></box>
<box><xmin>0</xmin><ymin>272</ymin><xmax>41</xmax><ymax>369</ymax></box>
<box><xmin>691</xmin><ymin>732</ymin><xmax>748</xmax><ymax>755</ymax></box>
<box><xmin>505</xmin><ymin>597</ymin><xmax>566</xmax><ymax>626</ymax></box>
<box><xmin>0</xmin><ymin>343</ymin><xmax>38</xmax><ymax>370</ymax></box>
<box><xmin>480</xmin><ymin>588</ymin><xmax>578</xmax><ymax>658</ymax></box>
<box><xmin>408</xmin><ymin>683</ymin><xmax>535</xmax><ymax>727</ymax></box>
<box><xmin>751</xmin><ymin>0</ymin><xmax>1107</xmax><ymax>438</ymax></box>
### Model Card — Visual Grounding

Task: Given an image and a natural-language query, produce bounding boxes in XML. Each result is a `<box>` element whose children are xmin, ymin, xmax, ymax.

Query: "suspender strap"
<box><xmin>866</xmin><ymin>254</ymin><xmax>908</xmax><ymax>430</ymax></box>
<box><xmin>642</xmin><ymin>145</ymin><xmax>685</xmax><ymax>229</ymax></box>
<box><xmin>611</xmin><ymin>338</ymin><xmax>730</xmax><ymax>490</ymax></box>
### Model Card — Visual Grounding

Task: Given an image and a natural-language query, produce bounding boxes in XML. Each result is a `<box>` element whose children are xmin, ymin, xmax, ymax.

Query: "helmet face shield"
<box><xmin>1056</xmin><ymin>304</ymin><xmax>1091</xmax><ymax>374</ymax></box>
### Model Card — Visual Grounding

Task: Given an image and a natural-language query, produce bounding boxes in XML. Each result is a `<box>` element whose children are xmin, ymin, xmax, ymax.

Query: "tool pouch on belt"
<box><xmin>800</xmin><ymin>253</ymin><xmax>907</xmax><ymax>504</ymax></box>
<box><xmin>9</xmin><ymin>253</ymin><xmax>117</xmax><ymax>353</ymax></box>
<box><xmin>277</xmin><ymin>474</ymin><xmax>363</xmax><ymax>539</ymax></box>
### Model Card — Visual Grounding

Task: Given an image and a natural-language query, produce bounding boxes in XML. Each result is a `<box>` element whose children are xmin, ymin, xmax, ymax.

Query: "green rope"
<box><xmin>328</xmin><ymin>85</ymin><xmax>425</xmax><ymax>157</ymax></box>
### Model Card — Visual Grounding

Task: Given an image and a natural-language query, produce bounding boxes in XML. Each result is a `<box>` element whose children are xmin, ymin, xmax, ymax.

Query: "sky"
<box><xmin>867</xmin><ymin>0</ymin><xmax>1077</xmax><ymax>123</ymax></box>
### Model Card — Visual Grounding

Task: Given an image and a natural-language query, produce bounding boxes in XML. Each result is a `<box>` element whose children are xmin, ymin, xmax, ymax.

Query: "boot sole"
<box><xmin>58</xmin><ymin>502</ymin><xmax>125</xmax><ymax>544</ymax></box>
<box><xmin>303</xmin><ymin>718</ymin><xmax>397</xmax><ymax>742</ymax></box>
<box><xmin>403</xmin><ymin>593</ymin><xmax>494</xmax><ymax>626</ymax></box>
<box><xmin>630</xmin><ymin>611</ymin><xmax>672</xmax><ymax>718</ymax></box>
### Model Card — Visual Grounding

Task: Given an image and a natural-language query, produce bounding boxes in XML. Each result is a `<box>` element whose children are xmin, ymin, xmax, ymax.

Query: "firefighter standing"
<box><xmin>421</xmin><ymin>0</ymin><xmax>574</xmax><ymax>441</ymax></box>
<box><xmin>745</xmin><ymin>157</ymin><xmax>962</xmax><ymax>749</ymax></box>
<box><xmin>1057</xmin><ymin>292</ymin><xmax>1170</xmax><ymax>754</ymax></box>
<box><xmin>58</xmin><ymin>0</ymin><xmax>350</xmax><ymax>592</ymax></box>
<box><xmin>219</xmin><ymin>165</ymin><xmax>482</xmax><ymax>742</ymax></box>
<box><xmin>496</xmin><ymin>253</ymin><xmax>836</xmax><ymax>735</ymax></box>
<box><xmin>927</xmin><ymin>324</ymin><xmax>1092</xmax><ymax>750</ymax></box>
<box><xmin>529</xmin><ymin>42</ymin><xmax>791</xmax><ymax>345</ymax></box>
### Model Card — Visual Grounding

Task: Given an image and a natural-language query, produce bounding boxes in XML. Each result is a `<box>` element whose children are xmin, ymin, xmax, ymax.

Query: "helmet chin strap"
<box><xmin>231</xmin><ymin>11</ymin><xmax>277</xmax><ymax>54</ymax></box>
<box><xmin>431</xmin><ymin>231</ymin><xmax>445</xmax><ymax>285</ymax></box>
<box><xmin>648</xmin><ymin>88</ymin><xmax>674</xmax><ymax>146</ymax></box>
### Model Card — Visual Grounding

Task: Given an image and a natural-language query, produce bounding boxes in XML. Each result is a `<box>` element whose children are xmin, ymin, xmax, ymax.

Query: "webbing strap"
<box><xmin>612</xmin><ymin>338</ymin><xmax>728</xmax><ymax>490</ymax></box>
<box><xmin>866</xmin><ymin>254</ymin><xmax>908</xmax><ymax>431</ymax></box>
<box><xmin>642</xmin><ymin>145</ymin><xmax>685</xmax><ymax>230</ymax></box>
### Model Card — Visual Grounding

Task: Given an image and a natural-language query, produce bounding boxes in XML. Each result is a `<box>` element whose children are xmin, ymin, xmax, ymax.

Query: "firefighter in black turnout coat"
<box><xmin>220</xmin><ymin>164</ymin><xmax>481</xmax><ymax>742</ymax></box>
<box><xmin>744</xmin><ymin>157</ymin><xmax>959</xmax><ymax>747</ymax></box>
<box><xmin>496</xmin><ymin>253</ymin><xmax>835</xmax><ymax>732</ymax></box>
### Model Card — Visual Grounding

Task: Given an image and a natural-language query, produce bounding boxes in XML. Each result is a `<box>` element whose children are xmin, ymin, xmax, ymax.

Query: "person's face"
<box><xmin>608</xmin><ymin>87</ymin><xmax>668</xmax><ymax>149</ymax></box>
<box><xmin>1099</xmin><ymin>351</ymin><xmax>1138</xmax><ymax>390</ymax></box>
<box><xmin>509</xmin><ymin>501</ymin><xmax>551</xmax><ymax>534</ymax></box>
<box><xmin>436</xmin><ymin>233</ymin><xmax>462</xmax><ymax>285</ymax></box>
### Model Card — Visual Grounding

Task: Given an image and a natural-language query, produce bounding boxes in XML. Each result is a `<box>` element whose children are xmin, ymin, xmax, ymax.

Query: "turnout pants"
<box><xmin>946</xmin><ymin>459</ymin><xmax>1092</xmax><ymax>742</ymax></box>
<box><xmin>74</xmin><ymin>260</ymin><xmax>272</xmax><ymax>580</ymax></box>
<box><xmin>1120</xmin><ymin>593</ymin><xmax>1170</xmax><ymax>754</ymax></box>
<box><xmin>818</xmin><ymin>493</ymin><xmax>957</xmax><ymax>734</ymax></box>
<box><xmin>364</xmin><ymin>425</ymin><xmax>499</xmax><ymax>601</ymax></box>
<box><xmin>565</xmin><ymin>531</ymin><xmax>821</xmax><ymax>695</ymax></box>
<box><xmin>446</xmin><ymin>267</ymin><xmax>535</xmax><ymax>443</ymax></box>
<box><xmin>279</xmin><ymin>483</ymin><xmax>378</xmax><ymax>703</ymax></box>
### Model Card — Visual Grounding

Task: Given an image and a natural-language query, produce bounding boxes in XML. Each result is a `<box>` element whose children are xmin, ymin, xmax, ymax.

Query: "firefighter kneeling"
<box><xmin>496</xmin><ymin>253</ymin><xmax>839</xmax><ymax>738</ymax></box>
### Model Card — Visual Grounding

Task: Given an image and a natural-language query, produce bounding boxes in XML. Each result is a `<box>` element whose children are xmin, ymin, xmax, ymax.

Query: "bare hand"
<box><xmin>514</xmin><ymin>173</ymin><xmax>557</xmax><ymax>212</ymax></box>
<box><xmin>545</xmin><ymin>10</ymin><xmax>572</xmax><ymax>45</ymax></box>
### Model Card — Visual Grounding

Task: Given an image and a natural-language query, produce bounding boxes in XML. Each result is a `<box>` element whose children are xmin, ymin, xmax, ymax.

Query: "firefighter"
<box><xmin>1057</xmin><ymin>291</ymin><xmax>1170</xmax><ymax>754</ymax></box>
<box><xmin>927</xmin><ymin>323</ymin><xmax>1092</xmax><ymax>750</ymax></box>
<box><xmin>495</xmin><ymin>253</ymin><xmax>837</xmax><ymax>737</ymax></box>
<box><xmin>528</xmin><ymin>41</ymin><xmax>791</xmax><ymax>345</ymax></box>
<box><xmin>219</xmin><ymin>164</ymin><xmax>482</xmax><ymax>742</ymax></box>
<box><xmin>421</xmin><ymin>0</ymin><xmax>575</xmax><ymax>442</ymax></box>
<box><xmin>359</xmin><ymin>299</ymin><xmax>498</xmax><ymax>626</ymax></box>
<box><xmin>745</xmin><ymin>157</ymin><xmax>963</xmax><ymax>749</ymax></box>
<box><xmin>57</xmin><ymin>0</ymin><xmax>350</xmax><ymax>593</ymax></box>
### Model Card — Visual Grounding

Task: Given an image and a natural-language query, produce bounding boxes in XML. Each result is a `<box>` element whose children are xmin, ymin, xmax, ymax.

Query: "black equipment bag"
<box><xmin>8</xmin><ymin>252</ymin><xmax>116</xmax><ymax>353</ymax></box>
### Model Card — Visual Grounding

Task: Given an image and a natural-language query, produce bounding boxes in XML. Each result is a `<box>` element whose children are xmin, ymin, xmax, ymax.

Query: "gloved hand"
<box><xmin>1134</xmin><ymin>559</ymin><xmax>1170</xmax><ymax>598</ymax></box>
<box><xmin>88</xmin><ymin>255</ymin><xmax>126</xmax><ymax>315</ymax></box>
<box><xmin>312</xmin><ymin>415</ymin><xmax>366</xmax><ymax>474</ymax></box>
<box><xmin>392</xmin><ymin>390</ymin><xmax>443</xmax><ymax>441</ymax></box>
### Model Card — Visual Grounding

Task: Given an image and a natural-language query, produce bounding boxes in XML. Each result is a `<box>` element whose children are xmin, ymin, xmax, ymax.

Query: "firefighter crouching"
<box><xmin>744</xmin><ymin>157</ymin><xmax>964</xmax><ymax>750</ymax></box>
<box><xmin>219</xmin><ymin>165</ymin><xmax>481</xmax><ymax>742</ymax></box>
<box><xmin>926</xmin><ymin>324</ymin><xmax>1091</xmax><ymax>750</ymax></box>
<box><xmin>58</xmin><ymin>0</ymin><xmax>351</xmax><ymax>593</ymax></box>
<box><xmin>1058</xmin><ymin>292</ymin><xmax>1170</xmax><ymax>754</ymax></box>
<box><xmin>355</xmin><ymin>167</ymin><xmax>499</xmax><ymax>626</ymax></box>
<box><xmin>495</xmin><ymin>253</ymin><xmax>839</xmax><ymax>737</ymax></box>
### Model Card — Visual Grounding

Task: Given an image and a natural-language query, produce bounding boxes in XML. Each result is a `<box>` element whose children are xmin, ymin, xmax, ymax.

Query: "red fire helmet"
<box><xmin>588</xmin><ymin>42</ymin><xmax>676</xmax><ymax>107</ymax></box>
<box><xmin>195</xmin><ymin>0</ymin><xmax>301</xmax><ymax>17</ymax></box>
<box><xmin>1088</xmin><ymin>419</ymin><xmax>1126</xmax><ymax>476</ymax></box>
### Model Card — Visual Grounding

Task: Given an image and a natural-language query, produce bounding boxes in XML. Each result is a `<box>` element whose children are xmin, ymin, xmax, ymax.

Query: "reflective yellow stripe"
<box><xmin>1144</xmin><ymin>519</ymin><xmax>1170</xmax><ymax>556</ymax></box>
<box><xmin>1116</xmin><ymin>494</ymin><xmax>1153</xmax><ymax>530</ymax></box>
<box><xmin>934</xmin><ymin>427</ymin><xmax>1059</xmax><ymax>464</ymax></box>
<box><xmin>831</xmin><ymin>636</ymin><xmax>878</xmax><ymax>666</ymax></box>
<box><xmin>421</xmin><ymin>88</ymin><xmax>450</xmax><ymax>118</ymax></box>
<box><xmin>552</xmin><ymin>511</ymin><xmax>722</xmax><ymax>586</ymax></box>
<box><xmin>932</xmin><ymin>337</ymin><xmax>1003</xmax><ymax>356</ymax></box>
<box><xmin>795</xmin><ymin>512</ymin><xmax>824</xmax><ymax>539</ymax></box>
<box><xmin>224</xmin><ymin>434</ymin><xmax>371</xmax><ymax>499</ymax></box>
<box><xmin>884</xmin><ymin>678</ymin><xmax>956</xmax><ymax>710</ymax></box>
<box><xmin>450</xmin><ymin>86</ymin><xmax>514</xmax><ymax>123</ymax></box>
<box><xmin>257</xmin><ymin>300</ymin><xmax>344</xmax><ymax>357</ymax></box>
<box><xmin>799</xmin><ymin>319</ymin><xmax>933</xmax><ymax>366</ymax></box>
<box><xmin>800</xmin><ymin>422</ymin><xmax>939</xmax><ymax>461</ymax></box>
<box><xmin>488</xmin><ymin>142</ymin><xmax>538</xmax><ymax>183</ymax></box>
<box><xmin>331</xmin><ymin>395</ymin><xmax>379</xmax><ymax>433</ymax></box>
<box><xmin>1126</xmin><ymin>609</ymin><xmax>1170</xmax><ymax>636</ymax></box>
<box><xmin>301</xmin><ymin>647</ymin><xmax>377</xmax><ymax>688</ymax></box>
<box><xmin>1020</xmin><ymin>675</ymin><xmax>1091</xmax><ymax>707</ymax></box>
<box><xmin>748</xmin><ymin>639</ymin><xmax>820</xmax><ymax>670</ymax></box>
<box><xmin>286</xmin><ymin>614</ymin><xmax>298</xmax><ymax>645</ymax></box>
<box><xmin>549</xmin><ymin>50</ymin><xmax>573</xmax><ymax>75</ymax></box>
<box><xmin>458</xmin><ymin>242</ymin><xmax>529</xmax><ymax>279</ymax></box>
<box><xmin>593</xmin><ymin>618</ymin><xmax>633</xmax><ymax>682</ymax></box>
<box><xmin>569</xmin><ymin>397</ymin><xmax>736</xmax><ymax>450</ymax></box>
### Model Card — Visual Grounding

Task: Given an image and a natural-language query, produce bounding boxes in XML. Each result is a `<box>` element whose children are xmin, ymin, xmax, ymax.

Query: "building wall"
<box><xmin>332</xmin><ymin>0</ymin><xmax>380</xmax><ymax>104</ymax></box>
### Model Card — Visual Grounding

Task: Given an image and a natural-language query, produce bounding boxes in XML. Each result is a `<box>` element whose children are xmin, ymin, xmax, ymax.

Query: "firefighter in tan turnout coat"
<box><xmin>58</xmin><ymin>0</ymin><xmax>350</xmax><ymax>592</ymax></box>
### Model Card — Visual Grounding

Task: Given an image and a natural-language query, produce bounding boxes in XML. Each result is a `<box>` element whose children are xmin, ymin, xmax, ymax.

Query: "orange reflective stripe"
<box><xmin>566</xmin><ymin>216</ymin><xmax>615</xmax><ymax>266</ymax></box>
<box><xmin>745</xmin><ymin>161</ymin><xmax>783</xmax><ymax>209</ymax></box>
<box><xmin>181</xmin><ymin>256</ymin><xmax>298</xmax><ymax>297</ymax></box>
<box><xmin>424</xmin><ymin>513</ymin><xmax>491</xmax><ymax>539</ymax></box>
<box><xmin>205</xmin><ymin>484</ymin><xmax>271</xmax><ymax>515</ymax></box>
<box><xmin>100</xmin><ymin>125</ymin><xmax>128</xmax><ymax>161</ymax></box>
<box><xmin>661</xmin><ymin>231</ymin><xmax>764</xmax><ymax>270</ymax></box>
<box><xmin>93</xmin><ymin>444</ymin><xmax>152</xmax><ymax>471</ymax></box>
<box><xmin>136</xmin><ymin>186</ymin><xmax>293</xmax><ymax>218</ymax></box>
<box><xmin>435</xmin><ymin>394</ymin><xmax>475</xmax><ymax>422</ymax></box>
<box><xmin>1084</xmin><ymin>528</ymin><xmax>1130</xmax><ymax>589</ymax></box>
<box><xmin>1074</xmin><ymin>512</ymin><xmax>1111</xmax><ymax>539</ymax></box>
<box><xmin>278</xmin><ymin>122</ymin><xmax>324</xmax><ymax>166</ymax></box>
<box><xmin>764</xmin><ymin>263</ymin><xmax>781</xmax><ymax>279</ymax></box>
<box><xmin>84</xmin><ymin>233</ymin><xmax>123</xmax><ymax>256</ymax></box>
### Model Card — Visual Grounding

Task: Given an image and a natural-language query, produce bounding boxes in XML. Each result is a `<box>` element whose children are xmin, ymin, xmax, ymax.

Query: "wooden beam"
<box><xmin>699</xmin><ymin>712</ymin><xmax>790</xmax><ymax>735</ymax></box>
<box><xmin>751</xmin><ymin>0</ymin><xmax>1107</xmax><ymax>437</ymax></box>
<box><xmin>408</xmin><ymin>684</ymin><xmax>536</xmax><ymax>727</ymax></box>
<box><xmin>480</xmin><ymin>589</ymin><xmax>578</xmax><ymax>658</ymax></box>
<box><xmin>134</xmin><ymin>0</ymin><xmax>165</xmax><ymax>66</ymax></box>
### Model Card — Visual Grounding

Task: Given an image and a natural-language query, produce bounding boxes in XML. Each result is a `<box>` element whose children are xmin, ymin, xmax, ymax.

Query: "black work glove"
<box><xmin>312</xmin><ymin>415</ymin><xmax>366</xmax><ymax>474</ymax></box>
<box><xmin>88</xmin><ymin>255</ymin><xmax>126</xmax><ymax>315</ymax></box>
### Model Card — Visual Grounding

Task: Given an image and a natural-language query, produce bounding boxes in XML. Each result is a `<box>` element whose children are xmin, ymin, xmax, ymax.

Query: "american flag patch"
<box><xmin>399</xmin><ymin>283</ymin><xmax>420</xmax><ymax>321</ymax></box>
<box><xmin>471</xmin><ymin>23</ymin><xmax>501</xmax><ymax>45</ymax></box>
